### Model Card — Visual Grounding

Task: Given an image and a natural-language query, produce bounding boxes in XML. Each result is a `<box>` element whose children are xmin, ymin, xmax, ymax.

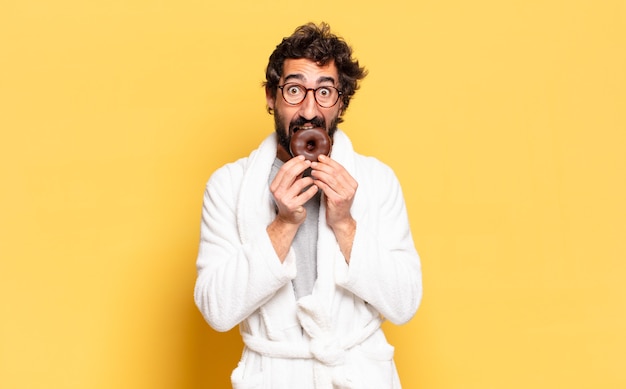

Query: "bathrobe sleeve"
<box><xmin>335</xmin><ymin>159</ymin><xmax>423</xmax><ymax>325</ymax></box>
<box><xmin>194</xmin><ymin>162</ymin><xmax>297</xmax><ymax>332</ymax></box>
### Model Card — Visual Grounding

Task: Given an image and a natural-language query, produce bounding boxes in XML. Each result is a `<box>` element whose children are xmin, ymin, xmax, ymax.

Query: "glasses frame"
<box><xmin>277</xmin><ymin>83</ymin><xmax>343</xmax><ymax>108</ymax></box>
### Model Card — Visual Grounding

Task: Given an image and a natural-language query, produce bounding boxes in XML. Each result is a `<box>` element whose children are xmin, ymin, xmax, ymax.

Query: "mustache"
<box><xmin>289</xmin><ymin>116</ymin><xmax>326</xmax><ymax>132</ymax></box>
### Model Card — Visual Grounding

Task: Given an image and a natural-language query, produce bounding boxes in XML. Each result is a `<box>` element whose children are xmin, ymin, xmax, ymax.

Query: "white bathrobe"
<box><xmin>194</xmin><ymin>130</ymin><xmax>422</xmax><ymax>389</ymax></box>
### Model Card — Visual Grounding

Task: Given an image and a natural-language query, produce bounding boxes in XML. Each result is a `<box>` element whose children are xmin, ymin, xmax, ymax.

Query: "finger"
<box><xmin>311</xmin><ymin>156</ymin><xmax>357</xmax><ymax>190</ymax></box>
<box><xmin>296</xmin><ymin>183</ymin><xmax>319</xmax><ymax>204</ymax></box>
<box><xmin>274</xmin><ymin>176</ymin><xmax>315</xmax><ymax>208</ymax></box>
<box><xmin>311</xmin><ymin>154</ymin><xmax>349</xmax><ymax>174</ymax></box>
<box><xmin>270</xmin><ymin>156</ymin><xmax>311</xmax><ymax>192</ymax></box>
<box><xmin>276</xmin><ymin>183</ymin><xmax>318</xmax><ymax>221</ymax></box>
<box><xmin>288</xmin><ymin>176</ymin><xmax>316</xmax><ymax>198</ymax></box>
<box><xmin>314</xmin><ymin>178</ymin><xmax>349</xmax><ymax>200</ymax></box>
<box><xmin>273</xmin><ymin>156</ymin><xmax>307</xmax><ymax>185</ymax></box>
<box><xmin>311</xmin><ymin>167</ymin><xmax>357</xmax><ymax>195</ymax></box>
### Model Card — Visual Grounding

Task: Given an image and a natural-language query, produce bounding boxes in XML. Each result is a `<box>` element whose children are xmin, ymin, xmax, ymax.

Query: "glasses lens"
<box><xmin>315</xmin><ymin>87</ymin><xmax>338</xmax><ymax>107</ymax></box>
<box><xmin>283</xmin><ymin>84</ymin><xmax>305</xmax><ymax>104</ymax></box>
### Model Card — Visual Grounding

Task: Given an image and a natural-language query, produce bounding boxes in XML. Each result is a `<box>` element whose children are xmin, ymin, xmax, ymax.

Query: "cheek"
<box><xmin>327</xmin><ymin>107</ymin><xmax>342</xmax><ymax>122</ymax></box>
<box><xmin>274</xmin><ymin>106</ymin><xmax>295</xmax><ymax>132</ymax></box>
<box><xmin>277</xmin><ymin>105</ymin><xmax>297</xmax><ymax>122</ymax></box>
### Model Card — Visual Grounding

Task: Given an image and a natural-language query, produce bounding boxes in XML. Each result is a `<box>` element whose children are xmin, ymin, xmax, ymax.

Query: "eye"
<box><xmin>317</xmin><ymin>87</ymin><xmax>331</xmax><ymax>97</ymax></box>
<box><xmin>287</xmin><ymin>85</ymin><xmax>303</xmax><ymax>96</ymax></box>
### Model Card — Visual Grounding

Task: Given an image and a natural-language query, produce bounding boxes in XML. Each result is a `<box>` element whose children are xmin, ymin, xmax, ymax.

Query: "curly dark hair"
<box><xmin>264</xmin><ymin>22</ymin><xmax>367</xmax><ymax>121</ymax></box>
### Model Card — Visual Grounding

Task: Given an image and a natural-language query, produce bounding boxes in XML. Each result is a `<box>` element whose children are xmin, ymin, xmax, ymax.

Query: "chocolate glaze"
<box><xmin>289</xmin><ymin>127</ymin><xmax>332</xmax><ymax>162</ymax></box>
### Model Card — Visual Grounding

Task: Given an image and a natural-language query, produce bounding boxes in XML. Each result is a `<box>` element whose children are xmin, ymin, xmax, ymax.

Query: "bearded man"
<box><xmin>194</xmin><ymin>22</ymin><xmax>422</xmax><ymax>389</ymax></box>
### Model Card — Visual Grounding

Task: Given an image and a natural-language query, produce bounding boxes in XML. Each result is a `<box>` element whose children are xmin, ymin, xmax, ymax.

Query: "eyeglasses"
<box><xmin>277</xmin><ymin>83</ymin><xmax>343</xmax><ymax>108</ymax></box>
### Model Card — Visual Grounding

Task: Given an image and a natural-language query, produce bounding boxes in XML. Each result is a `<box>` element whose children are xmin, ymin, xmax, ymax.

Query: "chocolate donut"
<box><xmin>289</xmin><ymin>127</ymin><xmax>332</xmax><ymax>162</ymax></box>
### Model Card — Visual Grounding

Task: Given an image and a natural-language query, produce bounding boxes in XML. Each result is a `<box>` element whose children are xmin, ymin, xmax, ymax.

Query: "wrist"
<box><xmin>267</xmin><ymin>217</ymin><xmax>301</xmax><ymax>263</ymax></box>
<box><xmin>330</xmin><ymin>217</ymin><xmax>356</xmax><ymax>235</ymax></box>
<box><xmin>330</xmin><ymin>217</ymin><xmax>356</xmax><ymax>264</ymax></box>
<box><xmin>269</xmin><ymin>217</ymin><xmax>300</xmax><ymax>238</ymax></box>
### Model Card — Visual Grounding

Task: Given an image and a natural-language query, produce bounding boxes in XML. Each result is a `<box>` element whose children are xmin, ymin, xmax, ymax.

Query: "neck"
<box><xmin>276</xmin><ymin>144</ymin><xmax>292</xmax><ymax>162</ymax></box>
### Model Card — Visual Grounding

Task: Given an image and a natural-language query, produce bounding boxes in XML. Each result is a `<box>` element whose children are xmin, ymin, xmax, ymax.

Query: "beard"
<box><xmin>273</xmin><ymin>109</ymin><xmax>339</xmax><ymax>156</ymax></box>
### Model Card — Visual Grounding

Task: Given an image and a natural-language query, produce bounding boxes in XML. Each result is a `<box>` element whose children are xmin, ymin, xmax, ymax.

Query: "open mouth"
<box><xmin>292</xmin><ymin>125</ymin><xmax>320</xmax><ymax>135</ymax></box>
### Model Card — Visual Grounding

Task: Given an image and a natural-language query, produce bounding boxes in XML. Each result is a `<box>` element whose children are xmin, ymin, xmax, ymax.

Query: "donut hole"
<box><xmin>306</xmin><ymin>140</ymin><xmax>316</xmax><ymax>151</ymax></box>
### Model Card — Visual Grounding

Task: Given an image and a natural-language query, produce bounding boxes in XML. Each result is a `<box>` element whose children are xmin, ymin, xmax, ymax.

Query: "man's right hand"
<box><xmin>266</xmin><ymin>155</ymin><xmax>319</xmax><ymax>262</ymax></box>
<box><xmin>269</xmin><ymin>155</ymin><xmax>319</xmax><ymax>225</ymax></box>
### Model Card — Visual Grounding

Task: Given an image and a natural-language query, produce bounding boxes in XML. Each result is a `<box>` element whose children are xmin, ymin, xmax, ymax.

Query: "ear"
<box><xmin>265</xmin><ymin>87</ymin><xmax>276</xmax><ymax>111</ymax></box>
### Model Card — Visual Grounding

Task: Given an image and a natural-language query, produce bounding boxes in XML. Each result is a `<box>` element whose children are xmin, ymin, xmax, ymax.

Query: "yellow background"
<box><xmin>1</xmin><ymin>0</ymin><xmax>625</xmax><ymax>388</ymax></box>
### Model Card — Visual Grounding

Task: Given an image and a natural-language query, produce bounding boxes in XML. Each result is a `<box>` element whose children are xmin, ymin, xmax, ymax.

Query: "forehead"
<box><xmin>281</xmin><ymin>58</ymin><xmax>339</xmax><ymax>84</ymax></box>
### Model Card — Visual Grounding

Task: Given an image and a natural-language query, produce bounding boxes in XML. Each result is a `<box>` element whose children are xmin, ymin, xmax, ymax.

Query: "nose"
<box><xmin>298</xmin><ymin>89</ymin><xmax>321</xmax><ymax>120</ymax></box>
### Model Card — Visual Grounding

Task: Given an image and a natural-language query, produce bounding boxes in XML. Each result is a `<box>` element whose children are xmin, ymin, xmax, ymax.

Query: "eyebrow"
<box><xmin>283</xmin><ymin>74</ymin><xmax>337</xmax><ymax>85</ymax></box>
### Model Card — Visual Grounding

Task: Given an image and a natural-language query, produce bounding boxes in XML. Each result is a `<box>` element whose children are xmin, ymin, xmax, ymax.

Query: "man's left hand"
<box><xmin>311</xmin><ymin>154</ymin><xmax>357</xmax><ymax>262</ymax></box>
